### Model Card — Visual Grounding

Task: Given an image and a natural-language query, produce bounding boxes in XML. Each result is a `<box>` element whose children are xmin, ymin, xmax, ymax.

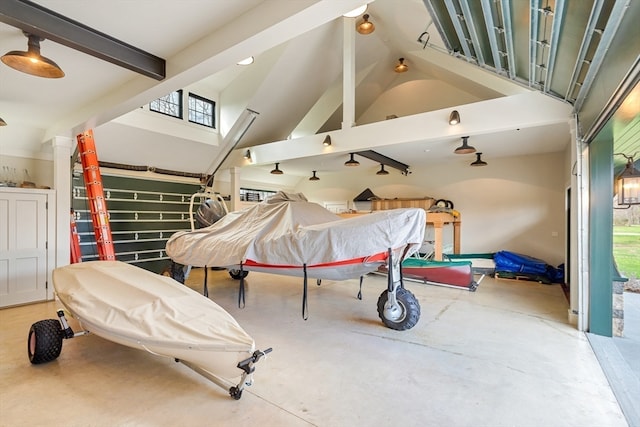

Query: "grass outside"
<box><xmin>613</xmin><ymin>225</ymin><xmax>640</xmax><ymax>292</ymax></box>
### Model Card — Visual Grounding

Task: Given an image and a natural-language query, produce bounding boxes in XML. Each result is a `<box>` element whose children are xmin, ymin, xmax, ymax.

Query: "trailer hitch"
<box><xmin>229</xmin><ymin>347</ymin><xmax>273</xmax><ymax>400</ymax></box>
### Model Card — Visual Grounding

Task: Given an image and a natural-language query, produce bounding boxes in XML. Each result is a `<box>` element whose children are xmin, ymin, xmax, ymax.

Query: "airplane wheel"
<box><xmin>377</xmin><ymin>288</ymin><xmax>420</xmax><ymax>330</ymax></box>
<box><xmin>28</xmin><ymin>319</ymin><xmax>64</xmax><ymax>364</ymax></box>
<box><xmin>229</xmin><ymin>269</ymin><xmax>249</xmax><ymax>280</ymax></box>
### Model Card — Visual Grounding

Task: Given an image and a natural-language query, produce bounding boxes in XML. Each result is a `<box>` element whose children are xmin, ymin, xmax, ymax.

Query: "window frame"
<box><xmin>187</xmin><ymin>92</ymin><xmax>216</xmax><ymax>129</ymax></box>
<box><xmin>149</xmin><ymin>89</ymin><xmax>183</xmax><ymax>119</ymax></box>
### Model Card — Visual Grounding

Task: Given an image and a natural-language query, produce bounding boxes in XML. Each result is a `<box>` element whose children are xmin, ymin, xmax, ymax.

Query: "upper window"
<box><xmin>149</xmin><ymin>90</ymin><xmax>183</xmax><ymax>119</ymax></box>
<box><xmin>188</xmin><ymin>93</ymin><xmax>215</xmax><ymax>128</ymax></box>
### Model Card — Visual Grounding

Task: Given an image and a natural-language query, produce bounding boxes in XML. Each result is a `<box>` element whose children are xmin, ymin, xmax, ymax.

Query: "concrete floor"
<box><xmin>0</xmin><ymin>268</ymin><xmax>628</xmax><ymax>426</ymax></box>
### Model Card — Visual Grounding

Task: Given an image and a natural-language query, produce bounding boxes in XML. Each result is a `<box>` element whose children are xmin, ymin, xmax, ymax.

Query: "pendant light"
<box><xmin>322</xmin><ymin>135</ymin><xmax>332</xmax><ymax>146</ymax></box>
<box><xmin>470</xmin><ymin>153</ymin><xmax>487</xmax><ymax>166</ymax></box>
<box><xmin>345</xmin><ymin>153</ymin><xmax>360</xmax><ymax>166</ymax></box>
<box><xmin>1</xmin><ymin>32</ymin><xmax>65</xmax><ymax>78</ymax></box>
<box><xmin>376</xmin><ymin>164</ymin><xmax>389</xmax><ymax>175</ymax></box>
<box><xmin>394</xmin><ymin>58</ymin><xmax>408</xmax><ymax>73</ymax></box>
<box><xmin>270</xmin><ymin>163</ymin><xmax>283</xmax><ymax>174</ymax></box>
<box><xmin>0</xmin><ymin>117</ymin><xmax>6</xmax><ymax>126</ymax></box>
<box><xmin>357</xmin><ymin>14</ymin><xmax>375</xmax><ymax>35</ymax></box>
<box><xmin>454</xmin><ymin>136</ymin><xmax>476</xmax><ymax>154</ymax></box>
<box><xmin>309</xmin><ymin>171</ymin><xmax>320</xmax><ymax>181</ymax></box>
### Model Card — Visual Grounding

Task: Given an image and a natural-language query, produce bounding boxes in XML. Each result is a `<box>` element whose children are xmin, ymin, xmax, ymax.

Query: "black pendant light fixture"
<box><xmin>345</xmin><ymin>153</ymin><xmax>360</xmax><ymax>166</ymax></box>
<box><xmin>309</xmin><ymin>171</ymin><xmax>320</xmax><ymax>181</ymax></box>
<box><xmin>376</xmin><ymin>164</ymin><xmax>389</xmax><ymax>175</ymax></box>
<box><xmin>616</xmin><ymin>154</ymin><xmax>640</xmax><ymax>205</ymax></box>
<box><xmin>470</xmin><ymin>152</ymin><xmax>487</xmax><ymax>166</ymax></box>
<box><xmin>0</xmin><ymin>117</ymin><xmax>6</xmax><ymax>126</ymax></box>
<box><xmin>270</xmin><ymin>163</ymin><xmax>283</xmax><ymax>174</ymax></box>
<box><xmin>454</xmin><ymin>136</ymin><xmax>476</xmax><ymax>154</ymax></box>
<box><xmin>1</xmin><ymin>32</ymin><xmax>65</xmax><ymax>78</ymax></box>
<box><xmin>323</xmin><ymin>135</ymin><xmax>332</xmax><ymax>146</ymax></box>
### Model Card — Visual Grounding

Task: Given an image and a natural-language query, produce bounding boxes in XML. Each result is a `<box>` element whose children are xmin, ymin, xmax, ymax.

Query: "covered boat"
<box><xmin>29</xmin><ymin>261</ymin><xmax>270</xmax><ymax>399</ymax></box>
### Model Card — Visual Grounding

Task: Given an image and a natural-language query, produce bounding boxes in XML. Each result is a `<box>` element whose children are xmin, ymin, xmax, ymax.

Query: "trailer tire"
<box><xmin>28</xmin><ymin>319</ymin><xmax>64</xmax><ymax>364</ymax></box>
<box><xmin>377</xmin><ymin>288</ymin><xmax>420</xmax><ymax>330</ymax></box>
<box><xmin>229</xmin><ymin>269</ymin><xmax>249</xmax><ymax>280</ymax></box>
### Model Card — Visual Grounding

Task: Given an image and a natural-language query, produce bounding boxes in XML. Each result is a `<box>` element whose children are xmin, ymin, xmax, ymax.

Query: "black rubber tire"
<box><xmin>229</xmin><ymin>269</ymin><xmax>249</xmax><ymax>280</ymax></box>
<box><xmin>28</xmin><ymin>319</ymin><xmax>64</xmax><ymax>364</ymax></box>
<box><xmin>377</xmin><ymin>288</ymin><xmax>421</xmax><ymax>330</ymax></box>
<box><xmin>170</xmin><ymin>261</ymin><xmax>185</xmax><ymax>284</ymax></box>
<box><xmin>229</xmin><ymin>386</ymin><xmax>243</xmax><ymax>400</ymax></box>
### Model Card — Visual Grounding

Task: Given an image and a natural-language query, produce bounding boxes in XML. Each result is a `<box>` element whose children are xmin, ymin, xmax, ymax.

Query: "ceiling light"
<box><xmin>345</xmin><ymin>153</ymin><xmax>360</xmax><ymax>166</ymax></box>
<box><xmin>243</xmin><ymin>149</ymin><xmax>251</xmax><ymax>160</ymax></box>
<box><xmin>357</xmin><ymin>14</ymin><xmax>375</xmax><ymax>35</ymax></box>
<box><xmin>616</xmin><ymin>154</ymin><xmax>640</xmax><ymax>205</ymax></box>
<box><xmin>309</xmin><ymin>171</ymin><xmax>320</xmax><ymax>181</ymax></box>
<box><xmin>323</xmin><ymin>135</ymin><xmax>332</xmax><ymax>146</ymax></box>
<box><xmin>237</xmin><ymin>56</ymin><xmax>254</xmax><ymax>65</ymax></box>
<box><xmin>449</xmin><ymin>110</ymin><xmax>460</xmax><ymax>125</ymax></box>
<box><xmin>470</xmin><ymin>152</ymin><xmax>487</xmax><ymax>167</ymax></box>
<box><xmin>0</xmin><ymin>117</ymin><xmax>6</xmax><ymax>126</ymax></box>
<box><xmin>376</xmin><ymin>164</ymin><xmax>389</xmax><ymax>175</ymax></box>
<box><xmin>394</xmin><ymin>57</ymin><xmax>408</xmax><ymax>73</ymax></box>
<box><xmin>270</xmin><ymin>163</ymin><xmax>283</xmax><ymax>175</ymax></box>
<box><xmin>1</xmin><ymin>32</ymin><xmax>64</xmax><ymax>78</ymax></box>
<box><xmin>454</xmin><ymin>136</ymin><xmax>476</xmax><ymax>154</ymax></box>
<box><xmin>343</xmin><ymin>5</ymin><xmax>367</xmax><ymax>18</ymax></box>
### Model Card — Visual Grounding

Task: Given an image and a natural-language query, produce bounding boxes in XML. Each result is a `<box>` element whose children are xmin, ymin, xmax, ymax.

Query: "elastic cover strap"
<box><xmin>302</xmin><ymin>264</ymin><xmax>309</xmax><ymax>320</ymax></box>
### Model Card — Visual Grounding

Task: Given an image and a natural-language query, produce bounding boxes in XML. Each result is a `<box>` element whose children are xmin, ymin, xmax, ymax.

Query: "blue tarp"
<box><xmin>494</xmin><ymin>251</ymin><xmax>563</xmax><ymax>283</ymax></box>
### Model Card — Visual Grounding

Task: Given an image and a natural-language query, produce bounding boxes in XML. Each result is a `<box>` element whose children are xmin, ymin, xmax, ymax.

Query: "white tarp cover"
<box><xmin>53</xmin><ymin>261</ymin><xmax>254</xmax><ymax>352</ymax></box>
<box><xmin>166</xmin><ymin>192</ymin><xmax>426</xmax><ymax>277</ymax></box>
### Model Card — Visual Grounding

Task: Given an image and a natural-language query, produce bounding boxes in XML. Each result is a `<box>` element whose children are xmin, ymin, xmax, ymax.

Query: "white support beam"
<box><xmin>244</xmin><ymin>92</ymin><xmax>573</xmax><ymax>165</ymax></box>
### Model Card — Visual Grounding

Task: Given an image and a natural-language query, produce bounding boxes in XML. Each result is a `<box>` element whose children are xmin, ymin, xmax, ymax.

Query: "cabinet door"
<box><xmin>0</xmin><ymin>192</ymin><xmax>48</xmax><ymax>307</ymax></box>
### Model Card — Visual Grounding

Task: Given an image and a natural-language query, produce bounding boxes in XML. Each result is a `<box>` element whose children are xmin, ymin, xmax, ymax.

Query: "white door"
<box><xmin>0</xmin><ymin>191</ymin><xmax>49</xmax><ymax>307</ymax></box>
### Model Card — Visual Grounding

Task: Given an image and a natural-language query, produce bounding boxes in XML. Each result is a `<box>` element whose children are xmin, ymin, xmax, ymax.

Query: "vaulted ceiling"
<box><xmin>0</xmin><ymin>0</ymin><xmax>637</xmax><ymax>182</ymax></box>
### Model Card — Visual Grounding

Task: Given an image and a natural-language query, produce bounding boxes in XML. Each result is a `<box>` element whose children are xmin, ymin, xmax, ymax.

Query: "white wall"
<box><xmin>0</xmin><ymin>154</ymin><xmax>53</xmax><ymax>189</ymax></box>
<box><xmin>294</xmin><ymin>151</ymin><xmax>567</xmax><ymax>266</ymax></box>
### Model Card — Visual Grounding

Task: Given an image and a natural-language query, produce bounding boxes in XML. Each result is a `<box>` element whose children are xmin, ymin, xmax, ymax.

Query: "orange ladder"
<box><xmin>70</xmin><ymin>209</ymin><xmax>82</xmax><ymax>263</ymax></box>
<box><xmin>76</xmin><ymin>130</ymin><xmax>116</xmax><ymax>261</ymax></box>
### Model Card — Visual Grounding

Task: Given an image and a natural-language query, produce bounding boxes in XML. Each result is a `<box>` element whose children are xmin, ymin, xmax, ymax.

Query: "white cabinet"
<box><xmin>0</xmin><ymin>188</ymin><xmax>55</xmax><ymax>307</ymax></box>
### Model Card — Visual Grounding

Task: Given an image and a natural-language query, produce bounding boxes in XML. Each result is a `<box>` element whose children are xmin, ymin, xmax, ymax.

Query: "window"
<box><xmin>188</xmin><ymin>93</ymin><xmax>215</xmax><ymax>128</ymax></box>
<box><xmin>150</xmin><ymin>90</ymin><xmax>183</xmax><ymax>119</ymax></box>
